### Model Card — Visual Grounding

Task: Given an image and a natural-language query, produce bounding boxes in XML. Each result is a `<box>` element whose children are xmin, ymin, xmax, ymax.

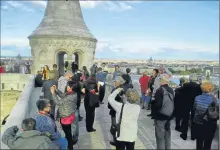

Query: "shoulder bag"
<box><xmin>203</xmin><ymin>95</ymin><xmax>219</xmax><ymax>122</ymax></box>
<box><xmin>116</xmin><ymin>104</ymin><xmax>125</xmax><ymax>138</ymax></box>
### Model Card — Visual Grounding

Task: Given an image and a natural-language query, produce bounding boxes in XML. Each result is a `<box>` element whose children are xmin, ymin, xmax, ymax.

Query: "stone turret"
<box><xmin>28</xmin><ymin>0</ymin><xmax>97</xmax><ymax>74</ymax></box>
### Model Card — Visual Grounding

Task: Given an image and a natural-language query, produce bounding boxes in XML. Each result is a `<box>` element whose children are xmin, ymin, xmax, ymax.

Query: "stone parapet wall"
<box><xmin>0</xmin><ymin>75</ymin><xmax>35</xmax><ymax>149</ymax></box>
<box><xmin>0</xmin><ymin>73</ymin><xmax>31</xmax><ymax>91</ymax></box>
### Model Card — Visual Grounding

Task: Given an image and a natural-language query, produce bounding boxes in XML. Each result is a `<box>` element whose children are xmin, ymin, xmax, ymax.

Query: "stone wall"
<box><xmin>0</xmin><ymin>75</ymin><xmax>35</xmax><ymax>149</ymax></box>
<box><xmin>0</xmin><ymin>73</ymin><xmax>31</xmax><ymax>91</ymax></box>
<box><xmin>0</xmin><ymin>91</ymin><xmax>21</xmax><ymax>129</ymax></box>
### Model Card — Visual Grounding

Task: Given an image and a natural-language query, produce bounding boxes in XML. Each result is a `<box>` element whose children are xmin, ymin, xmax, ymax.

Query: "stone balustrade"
<box><xmin>0</xmin><ymin>75</ymin><xmax>35</xmax><ymax>149</ymax></box>
<box><xmin>0</xmin><ymin>73</ymin><xmax>31</xmax><ymax>91</ymax></box>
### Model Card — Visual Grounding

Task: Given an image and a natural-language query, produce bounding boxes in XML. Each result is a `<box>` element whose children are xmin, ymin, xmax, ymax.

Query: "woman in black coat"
<box><xmin>83</xmin><ymin>74</ymin><xmax>99</xmax><ymax>132</ymax></box>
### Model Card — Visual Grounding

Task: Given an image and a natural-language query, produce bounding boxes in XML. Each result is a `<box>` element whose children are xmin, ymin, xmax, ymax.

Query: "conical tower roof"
<box><xmin>28</xmin><ymin>0</ymin><xmax>96</xmax><ymax>41</ymax></box>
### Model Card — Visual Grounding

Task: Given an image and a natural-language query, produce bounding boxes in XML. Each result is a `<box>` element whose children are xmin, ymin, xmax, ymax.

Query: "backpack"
<box><xmin>159</xmin><ymin>87</ymin><xmax>174</xmax><ymax>117</ymax></box>
<box><xmin>203</xmin><ymin>96</ymin><xmax>219</xmax><ymax>122</ymax></box>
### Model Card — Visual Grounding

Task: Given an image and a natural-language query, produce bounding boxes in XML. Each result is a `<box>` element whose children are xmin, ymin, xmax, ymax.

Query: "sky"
<box><xmin>1</xmin><ymin>0</ymin><xmax>219</xmax><ymax>61</ymax></box>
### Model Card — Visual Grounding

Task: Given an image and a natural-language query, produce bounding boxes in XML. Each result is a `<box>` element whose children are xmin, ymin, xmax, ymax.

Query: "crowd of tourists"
<box><xmin>2</xmin><ymin>62</ymin><xmax>219</xmax><ymax>150</ymax></box>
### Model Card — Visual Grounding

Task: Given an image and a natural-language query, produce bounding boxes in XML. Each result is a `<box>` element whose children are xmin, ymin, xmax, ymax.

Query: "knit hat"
<box><xmin>159</xmin><ymin>74</ymin><xmax>169</xmax><ymax>84</ymax></box>
<box><xmin>189</xmin><ymin>73</ymin><xmax>197</xmax><ymax>82</ymax></box>
<box><xmin>115</xmin><ymin>76</ymin><xmax>125</xmax><ymax>85</ymax></box>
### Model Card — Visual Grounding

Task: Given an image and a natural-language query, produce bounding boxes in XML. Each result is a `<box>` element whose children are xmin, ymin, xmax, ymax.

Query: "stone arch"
<box><xmin>72</xmin><ymin>49</ymin><xmax>84</xmax><ymax>70</ymax></box>
<box><xmin>55</xmin><ymin>49</ymin><xmax>70</xmax><ymax>77</ymax></box>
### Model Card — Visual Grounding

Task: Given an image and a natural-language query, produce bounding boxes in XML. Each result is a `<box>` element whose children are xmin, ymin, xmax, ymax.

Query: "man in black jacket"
<box><xmin>147</xmin><ymin>69</ymin><xmax>158</xmax><ymax>112</ymax></box>
<box><xmin>108</xmin><ymin>76</ymin><xmax>126</xmax><ymax>146</ymax></box>
<box><xmin>178</xmin><ymin>74</ymin><xmax>202</xmax><ymax>140</ymax></box>
<box><xmin>154</xmin><ymin>74</ymin><xmax>174</xmax><ymax>150</ymax></box>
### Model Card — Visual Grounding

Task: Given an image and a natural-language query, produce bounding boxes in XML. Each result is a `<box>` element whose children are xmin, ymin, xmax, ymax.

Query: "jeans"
<box><xmin>72</xmin><ymin>109</ymin><xmax>79</xmax><ymax>142</ymax></box>
<box><xmin>53</xmin><ymin>137</ymin><xmax>68</xmax><ymax>150</ymax></box>
<box><xmin>155</xmin><ymin>120</ymin><xmax>171</xmax><ymax>150</ymax></box>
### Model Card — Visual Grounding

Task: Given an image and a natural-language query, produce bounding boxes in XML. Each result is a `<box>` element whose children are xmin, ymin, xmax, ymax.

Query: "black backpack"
<box><xmin>203</xmin><ymin>96</ymin><xmax>219</xmax><ymax>121</ymax></box>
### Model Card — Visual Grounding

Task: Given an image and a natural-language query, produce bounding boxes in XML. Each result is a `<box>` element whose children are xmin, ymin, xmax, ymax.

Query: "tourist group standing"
<box><xmin>2</xmin><ymin>63</ymin><xmax>219</xmax><ymax>150</ymax></box>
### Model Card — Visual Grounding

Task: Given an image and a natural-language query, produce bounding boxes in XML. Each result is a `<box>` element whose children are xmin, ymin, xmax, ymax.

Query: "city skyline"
<box><xmin>1</xmin><ymin>1</ymin><xmax>219</xmax><ymax>61</ymax></box>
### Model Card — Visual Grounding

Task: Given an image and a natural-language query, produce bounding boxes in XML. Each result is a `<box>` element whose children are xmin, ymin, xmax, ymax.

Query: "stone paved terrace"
<box><xmin>71</xmin><ymin>99</ymin><xmax>219</xmax><ymax>149</ymax></box>
<box><xmin>1</xmin><ymin>76</ymin><xmax>219</xmax><ymax>149</ymax></box>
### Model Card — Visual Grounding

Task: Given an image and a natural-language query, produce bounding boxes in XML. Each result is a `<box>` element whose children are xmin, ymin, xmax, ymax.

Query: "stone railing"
<box><xmin>0</xmin><ymin>75</ymin><xmax>35</xmax><ymax>149</ymax></box>
<box><xmin>0</xmin><ymin>73</ymin><xmax>31</xmax><ymax>91</ymax></box>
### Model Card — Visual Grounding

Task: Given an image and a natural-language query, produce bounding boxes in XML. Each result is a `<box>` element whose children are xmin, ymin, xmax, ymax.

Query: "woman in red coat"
<box><xmin>0</xmin><ymin>63</ymin><xmax>5</xmax><ymax>73</ymax></box>
<box><xmin>139</xmin><ymin>71</ymin><xmax>150</xmax><ymax>109</ymax></box>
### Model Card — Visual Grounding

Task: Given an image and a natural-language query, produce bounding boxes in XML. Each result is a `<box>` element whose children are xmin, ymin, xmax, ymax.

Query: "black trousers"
<box><xmin>84</xmin><ymin>103</ymin><xmax>95</xmax><ymax>131</ymax></box>
<box><xmin>175</xmin><ymin>112</ymin><xmax>183</xmax><ymax>128</ymax></box>
<box><xmin>194</xmin><ymin>122</ymin><xmax>217</xmax><ymax>150</ymax></box>
<box><xmin>99</xmin><ymin>85</ymin><xmax>105</xmax><ymax>102</ymax></box>
<box><xmin>61</xmin><ymin>123</ymin><xmax>73</xmax><ymax>150</ymax></box>
<box><xmin>116</xmin><ymin>141</ymin><xmax>135</xmax><ymax>150</ymax></box>
<box><xmin>181</xmin><ymin>111</ymin><xmax>194</xmax><ymax>137</ymax></box>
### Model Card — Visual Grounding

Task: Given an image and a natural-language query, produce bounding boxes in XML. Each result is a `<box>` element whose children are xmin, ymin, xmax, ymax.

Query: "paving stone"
<box><xmin>78</xmin><ymin>133</ymin><xmax>101</xmax><ymax>147</ymax></box>
<box><xmin>76</xmin><ymin>99</ymin><xmax>219</xmax><ymax>149</ymax></box>
<box><xmin>78</xmin><ymin>142</ymin><xmax>105</xmax><ymax>149</ymax></box>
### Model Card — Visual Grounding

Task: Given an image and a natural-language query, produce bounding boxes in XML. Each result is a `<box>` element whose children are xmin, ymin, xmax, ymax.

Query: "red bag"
<box><xmin>61</xmin><ymin>113</ymin><xmax>75</xmax><ymax>125</ymax></box>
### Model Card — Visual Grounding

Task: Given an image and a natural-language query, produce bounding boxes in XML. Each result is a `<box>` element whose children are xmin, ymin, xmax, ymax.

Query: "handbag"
<box><xmin>203</xmin><ymin>96</ymin><xmax>219</xmax><ymax>122</ymax></box>
<box><xmin>116</xmin><ymin>104</ymin><xmax>125</xmax><ymax>138</ymax></box>
<box><xmin>89</xmin><ymin>92</ymin><xmax>99</xmax><ymax>107</ymax></box>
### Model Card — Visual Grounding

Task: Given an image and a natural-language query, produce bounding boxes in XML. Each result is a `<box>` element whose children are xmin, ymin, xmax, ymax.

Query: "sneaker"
<box><xmin>110</xmin><ymin>141</ymin><xmax>116</xmax><ymax>146</ymax></box>
<box><xmin>87</xmin><ymin>128</ymin><xmax>96</xmax><ymax>132</ymax></box>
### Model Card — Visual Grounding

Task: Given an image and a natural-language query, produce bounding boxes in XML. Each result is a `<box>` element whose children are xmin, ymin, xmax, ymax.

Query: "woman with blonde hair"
<box><xmin>108</xmin><ymin>88</ymin><xmax>140</xmax><ymax>150</ymax></box>
<box><xmin>43</xmin><ymin>65</ymin><xmax>50</xmax><ymax>80</ymax></box>
<box><xmin>192</xmin><ymin>81</ymin><xmax>218</xmax><ymax>150</ymax></box>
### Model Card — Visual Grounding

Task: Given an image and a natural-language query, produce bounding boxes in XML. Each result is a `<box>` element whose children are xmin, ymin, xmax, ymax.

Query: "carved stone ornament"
<box><xmin>30</xmin><ymin>38</ymin><xmax>96</xmax><ymax>49</ymax></box>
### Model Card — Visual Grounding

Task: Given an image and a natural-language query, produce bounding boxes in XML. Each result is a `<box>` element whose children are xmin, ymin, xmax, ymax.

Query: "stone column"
<box><xmin>67</xmin><ymin>55</ymin><xmax>73</xmax><ymax>72</ymax></box>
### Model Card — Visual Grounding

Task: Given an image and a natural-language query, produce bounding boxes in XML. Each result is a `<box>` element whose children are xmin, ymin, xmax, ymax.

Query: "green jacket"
<box><xmin>2</xmin><ymin>126</ymin><xmax>59</xmax><ymax>149</ymax></box>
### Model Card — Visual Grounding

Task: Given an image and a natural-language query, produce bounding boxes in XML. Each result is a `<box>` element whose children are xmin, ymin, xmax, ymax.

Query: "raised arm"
<box><xmin>55</xmin><ymin>89</ymin><xmax>66</xmax><ymax>98</ymax></box>
<box><xmin>2</xmin><ymin>126</ymin><xmax>19</xmax><ymax>149</ymax></box>
<box><xmin>52</xmin><ymin>93</ymin><xmax>62</xmax><ymax>105</ymax></box>
<box><xmin>108</xmin><ymin>88</ymin><xmax>123</xmax><ymax>113</ymax></box>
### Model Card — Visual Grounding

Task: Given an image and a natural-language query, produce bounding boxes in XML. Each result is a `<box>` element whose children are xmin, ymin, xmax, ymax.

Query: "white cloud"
<box><xmin>28</xmin><ymin>1</ymin><xmax>137</xmax><ymax>12</ymax></box>
<box><xmin>1</xmin><ymin>5</ymin><xmax>9</xmax><ymax>10</ymax></box>
<box><xmin>1</xmin><ymin>50</ymin><xmax>18</xmax><ymax>56</ymax></box>
<box><xmin>1</xmin><ymin>38</ymin><xmax>30</xmax><ymax>48</ymax></box>
<box><xmin>97</xmin><ymin>37</ymin><xmax>218</xmax><ymax>56</ymax></box>
<box><xmin>118</xmin><ymin>2</ymin><xmax>133</xmax><ymax>11</ymax></box>
<box><xmin>80</xmin><ymin>1</ymin><xmax>103</xmax><ymax>9</ymax></box>
<box><xmin>5</xmin><ymin>1</ymin><xmax>34</xmax><ymax>12</ymax></box>
<box><xmin>30</xmin><ymin>1</ymin><xmax>47</xmax><ymax>8</ymax></box>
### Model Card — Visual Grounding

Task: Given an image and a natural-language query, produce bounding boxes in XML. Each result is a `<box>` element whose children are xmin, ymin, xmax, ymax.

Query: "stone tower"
<box><xmin>28</xmin><ymin>0</ymin><xmax>97</xmax><ymax>75</ymax></box>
